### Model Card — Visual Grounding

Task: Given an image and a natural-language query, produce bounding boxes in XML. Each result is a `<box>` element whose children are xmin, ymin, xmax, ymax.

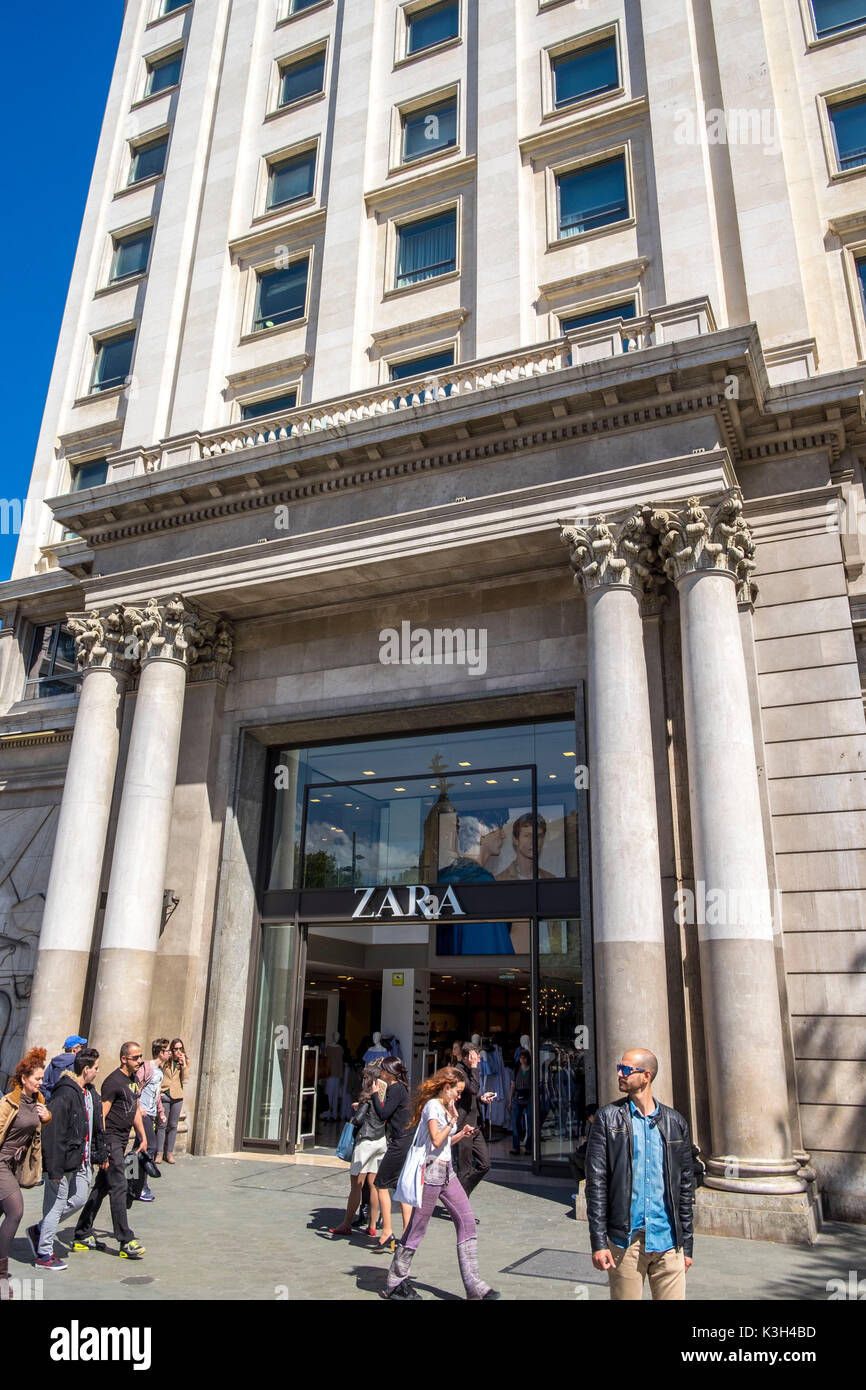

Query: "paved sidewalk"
<box><xmin>7</xmin><ymin>1156</ymin><xmax>865</xmax><ymax>1302</ymax></box>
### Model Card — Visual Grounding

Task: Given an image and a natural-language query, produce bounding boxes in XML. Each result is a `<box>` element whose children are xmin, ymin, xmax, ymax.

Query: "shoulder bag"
<box><xmin>394</xmin><ymin>1121</ymin><xmax>426</xmax><ymax>1208</ymax></box>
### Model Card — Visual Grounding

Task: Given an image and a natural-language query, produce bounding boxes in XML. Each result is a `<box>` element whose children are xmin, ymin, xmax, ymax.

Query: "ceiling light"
<box><xmin>549</xmin><ymin>774</ymin><xmax>557</xmax><ymax>779</ymax></box>
<box><xmin>458</xmin><ymin>761</ymin><xmax>471</xmax><ymax>767</ymax></box>
<box><xmin>486</xmin><ymin>779</ymin><xmax>498</xmax><ymax>785</ymax></box>
<box><xmin>563</xmin><ymin>751</ymin><xmax>576</xmax><ymax>758</ymax></box>
<box><xmin>310</xmin><ymin>798</ymin><xmax>321</xmax><ymax>803</ymax></box>
<box><xmin>362</xmin><ymin>771</ymin><xmax>375</xmax><ymax>776</ymax></box>
<box><xmin>394</xmin><ymin>787</ymin><xmax>406</xmax><ymax>792</ymax></box>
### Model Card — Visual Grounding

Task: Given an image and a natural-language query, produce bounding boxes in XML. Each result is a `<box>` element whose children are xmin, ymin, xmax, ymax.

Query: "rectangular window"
<box><xmin>128</xmin><ymin>134</ymin><xmax>168</xmax><ymax>185</ymax></box>
<box><xmin>70</xmin><ymin>459</ymin><xmax>109</xmax><ymax>492</ymax></box>
<box><xmin>561</xmin><ymin>300</ymin><xmax>635</xmax><ymax>332</ymax></box>
<box><xmin>556</xmin><ymin>155</ymin><xmax>628</xmax><ymax>237</ymax></box>
<box><xmin>402</xmin><ymin>97</ymin><xmax>457</xmax><ymax>162</ymax></box>
<box><xmin>145</xmin><ymin>50</ymin><xmax>182</xmax><ymax>96</ymax></box>
<box><xmin>552</xmin><ymin>38</ymin><xmax>618</xmax><ymax>109</ymax></box>
<box><xmin>811</xmin><ymin>1</ymin><xmax>866</xmax><ymax>36</ymax></box>
<box><xmin>829</xmin><ymin>96</ymin><xmax>866</xmax><ymax>170</ymax></box>
<box><xmin>26</xmin><ymin>624</ymin><xmax>78</xmax><ymax>699</ymax></box>
<box><xmin>396</xmin><ymin>210</ymin><xmax>457</xmax><ymax>287</ymax></box>
<box><xmin>288</xmin><ymin>0</ymin><xmax>322</xmax><ymax>11</ymax></box>
<box><xmin>162</xmin><ymin>0</ymin><xmax>191</xmax><ymax>12</ymax></box>
<box><xmin>407</xmin><ymin>1</ymin><xmax>459</xmax><ymax>55</ymax></box>
<box><xmin>279</xmin><ymin>50</ymin><xmax>326</xmax><ymax>107</ymax></box>
<box><xmin>241</xmin><ymin>390</ymin><xmax>299</xmax><ymax>421</ymax></box>
<box><xmin>110</xmin><ymin>227</ymin><xmax>153</xmax><ymax>282</ymax></box>
<box><xmin>91</xmin><ymin>331</ymin><xmax>135</xmax><ymax>392</ymax></box>
<box><xmin>390</xmin><ymin>347</ymin><xmax>455</xmax><ymax>380</ymax></box>
<box><xmin>253</xmin><ymin>258</ymin><xmax>310</xmax><ymax>331</ymax></box>
<box><xmin>857</xmin><ymin>256</ymin><xmax>866</xmax><ymax>314</ymax></box>
<box><xmin>267</xmin><ymin>149</ymin><xmax>316</xmax><ymax>209</ymax></box>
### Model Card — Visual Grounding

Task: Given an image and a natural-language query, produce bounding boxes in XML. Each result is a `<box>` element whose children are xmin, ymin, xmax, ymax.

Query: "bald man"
<box><xmin>585</xmin><ymin>1048</ymin><xmax>694</xmax><ymax>1300</ymax></box>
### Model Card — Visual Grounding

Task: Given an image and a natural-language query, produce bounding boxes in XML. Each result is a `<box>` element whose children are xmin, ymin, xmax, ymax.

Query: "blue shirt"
<box><xmin>611</xmin><ymin>1098</ymin><xmax>676</xmax><ymax>1252</ymax></box>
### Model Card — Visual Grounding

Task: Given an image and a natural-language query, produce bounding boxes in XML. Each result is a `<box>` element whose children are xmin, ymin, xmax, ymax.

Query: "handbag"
<box><xmin>394</xmin><ymin>1122</ymin><xmax>426</xmax><ymax>1208</ymax></box>
<box><xmin>336</xmin><ymin>1120</ymin><xmax>356</xmax><ymax>1162</ymax></box>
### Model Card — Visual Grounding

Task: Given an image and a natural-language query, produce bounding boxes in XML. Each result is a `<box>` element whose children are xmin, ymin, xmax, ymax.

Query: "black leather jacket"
<box><xmin>585</xmin><ymin>1098</ymin><xmax>695</xmax><ymax>1257</ymax></box>
<box><xmin>352</xmin><ymin>1099</ymin><xmax>385</xmax><ymax>1143</ymax></box>
<box><xmin>454</xmin><ymin>1062</ymin><xmax>481</xmax><ymax>1127</ymax></box>
<box><xmin>40</xmin><ymin>1073</ymin><xmax>107</xmax><ymax>1180</ymax></box>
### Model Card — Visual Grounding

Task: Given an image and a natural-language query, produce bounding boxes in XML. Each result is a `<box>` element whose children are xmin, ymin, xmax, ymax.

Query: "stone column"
<box><xmin>560</xmin><ymin>511</ymin><xmax>673</xmax><ymax>1103</ymax></box>
<box><xmin>25</xmin><ymin>607</ymin><xmax>137</xmax><ymax>1050</ymax></box>
<box><xmin>87</xmin><ymin>597</ymin><xmax>233</xmax><ymax>1060</ymax></box>
<box><xmin>653</xmin><ymin>492</ymin><xmax>804</xmax><ymax>1195</ymax></box>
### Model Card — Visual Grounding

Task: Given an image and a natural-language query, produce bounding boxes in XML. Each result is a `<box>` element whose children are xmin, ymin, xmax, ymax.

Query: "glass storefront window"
<box><xmin>269</xmin><ymin>717</ymin><xmax>580</xmax><ymax>890</ymax></box>
<box><xmin>245</xmin><ymin>923</ymin><xmax>297</xmax><ymax>1141</ymax></box>
<box><xmin>538</xmin><ymin>918</ymin><xmax>586</xmax><ymax>1162</ymax></box>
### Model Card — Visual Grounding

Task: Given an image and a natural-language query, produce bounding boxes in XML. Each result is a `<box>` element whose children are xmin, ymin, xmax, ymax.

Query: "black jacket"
<box><xmin>352</xmin><ymin>1099</ymin><xmax>385</xmax><ymax>1143</ymax></box>
<box><xmin>585</xmin><ymin>1098</ymin><xmax>695</xmax><ymax>1258</ymax></box>
<box><xmin>455</xmin><ymin>1063</ymin><xmax>481</xmax><ymax>1127</ymax></box>
<box><xmin>39</xmin><ymin>1073</ymin><xmax>106</xmax><ymax>1181</ymax></box>
<box><xmin>42</xmin><ymin>1052</ymin><xmax>76</xmax><ymax>1102</ymax></box>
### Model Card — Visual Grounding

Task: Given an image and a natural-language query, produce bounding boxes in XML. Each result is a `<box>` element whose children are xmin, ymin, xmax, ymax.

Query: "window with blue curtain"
<box><xmin>557</xmin><ymin>156</ymin><xmax>628</xmax><ymax>237</ymax></box>
<box><xmin>91</xmin><ymin>332</ymin><xmax>135</xmax><ymax>392</ymax></box>
<box><xmin>254</xmin><ymin>259</ymin><xmax>310</xmax><ymax>330</ymax></box>
<box><xmin>552</xmin><ymin>38</ymin><xmax>618</xmax><ymax>109</ymax></box>
<box><xmin>129</xmin><ymin>135</ymin><xmax>168</xmax><ymax>184</ymax></box>
<box><xmin>110</xmin><ymin>228</ymin><xmax>153</xmax><ymax>282</ymax></box>
<box><xmin>70</xmin><ymin>459</ymin><xmax>109</xmax><ymax>492</ymax></box>
<box><xmin>280</xmin><ymin>50</ymin><xmax>326</xmax><ymax>106</ymax></box>
<box><xmin>146</xmin><ymin>50</ymin><xmax>182</xmax><ymax>96</ymax></box>
<box><xmin>268</xmin><ymin>149</ymin><xmax>316</xmax><ymax>208</ymax></box>
<box><xmin>396</xmin><ymin>211</ymin><xmax>457</xmax><ymax>286</ymax></box>
<box><xmin>829</xmin><ymin>97</ymin><xmax>866</xmax><ymax>170</ymax></box>
<box><xmin>561</xmin><ymin>301</ymin><xmax>635</xmax><ymax>332</ymax></box>
<box><xmin>407</xmin><ymin>1</ymin><xmax>459</xmax><ymax>54</ymax></box>
<box><xmin>811</xmin><ymin>1</ymin><xmax>866</xmax><ymax>35</ymax></box>
<box><xmin>402</xmin><ymin>98</ymin><xmax>457</xmax><ymax>162</ymax></box>
<box><xmin>241</xmin><ymin>391</ymin><xmax>298</xmax><ymax>421</ymax></box>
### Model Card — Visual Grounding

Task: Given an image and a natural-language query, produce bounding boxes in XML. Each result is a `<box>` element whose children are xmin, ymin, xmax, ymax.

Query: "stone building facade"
<box><xmin>1</xmin><ymin>0</ymin><xmax>865</xmax><ymax>1238</ymax></box>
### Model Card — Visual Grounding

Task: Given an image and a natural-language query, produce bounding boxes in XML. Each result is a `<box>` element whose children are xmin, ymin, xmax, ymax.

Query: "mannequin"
<box><xmin>513</xmin><ymin>1034</ymin><xmax>530</xmax><ymax>1064</ymax></box>
<box><xmin>363</xmin><ymin>1031</ymin><xmax>388</xmax><ymax>1064</ymax></box>
<box><xmin>323</xmin><ymin>1032</ymin><xmax>345</xmax><ymax>1120</ymax></box>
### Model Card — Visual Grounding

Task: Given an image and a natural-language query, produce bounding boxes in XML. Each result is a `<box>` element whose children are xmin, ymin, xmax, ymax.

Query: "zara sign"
<box><xmin>352</xmin><ymin>884</ymin><xmax>466</xmax><ymax>920</ymax></box>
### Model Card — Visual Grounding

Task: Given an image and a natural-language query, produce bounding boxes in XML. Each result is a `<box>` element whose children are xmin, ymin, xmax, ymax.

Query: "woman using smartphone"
<box><xmin>382</xmin><ymin>1067</ymin><xmax>499</xmax><ymax>1302</ymax></box>
<box><xmin>158</xmin><ymin>1038</ymin><xmax>189</xmax><ymax>1164</ymax></box>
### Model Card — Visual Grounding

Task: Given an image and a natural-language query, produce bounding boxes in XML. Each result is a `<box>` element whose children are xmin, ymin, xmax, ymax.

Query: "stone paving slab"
<box><xmin>7</xmin><ymin>1156</ymin><xmax>866</xmax><ymax>1303</ymax></box>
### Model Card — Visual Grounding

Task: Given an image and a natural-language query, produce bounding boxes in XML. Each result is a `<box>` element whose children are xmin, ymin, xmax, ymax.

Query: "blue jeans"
<box><xmin>512</xmin><ymin>1095</ymin><xmax>531</xmax><ymax>1150</ymax></box>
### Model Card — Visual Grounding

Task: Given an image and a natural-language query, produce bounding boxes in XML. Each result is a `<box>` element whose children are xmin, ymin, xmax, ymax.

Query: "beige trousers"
<box><xmin>607</xmin><ymin>1233</ymin><xmax>686</xmax><ymax>1300</ymax></box>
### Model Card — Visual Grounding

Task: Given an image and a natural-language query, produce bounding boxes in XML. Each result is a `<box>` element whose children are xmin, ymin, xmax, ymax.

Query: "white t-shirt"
<box><xmin>421</xmin><ymin>1098</ymin><xmax>456</xmax><ymax>1164</ymax></box>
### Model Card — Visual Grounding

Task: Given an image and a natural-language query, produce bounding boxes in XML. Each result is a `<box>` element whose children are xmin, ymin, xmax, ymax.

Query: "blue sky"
<box><xmin>0</xmin><ymin>6</ymin><xmax>123</xmax><ymax>581</ymax></box>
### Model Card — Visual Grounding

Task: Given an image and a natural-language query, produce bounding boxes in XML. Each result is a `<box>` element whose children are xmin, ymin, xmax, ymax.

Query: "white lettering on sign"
<box><xmin>352</xmin><ymin>884</ymin><xmax>466</xmax><ymax>920</ymax></box>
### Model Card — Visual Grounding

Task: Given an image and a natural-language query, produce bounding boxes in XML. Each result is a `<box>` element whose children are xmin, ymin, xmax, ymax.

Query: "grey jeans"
<box><xmin>39</xmin><ymin>1165</ymin><xmax>92</xmax><ymax>1256</ymax></box>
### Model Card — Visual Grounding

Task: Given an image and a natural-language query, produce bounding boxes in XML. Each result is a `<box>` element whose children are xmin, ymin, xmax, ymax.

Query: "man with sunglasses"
<box><xmin>585</xmin><ymin>1048</ymin><xmax>694</xmax><ymax>1300</ymax></box>
<box><xmin>72</xmin><ymin>1041</ymin><xmax>149</xmax><ymax>1260</ymax></box>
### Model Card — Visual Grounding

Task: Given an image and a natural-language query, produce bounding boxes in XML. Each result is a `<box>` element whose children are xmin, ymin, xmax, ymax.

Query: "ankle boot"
<box><xmin>456</xmin><ymin>1237</ymin><xmax>496</xmax><ymax>1300</ymax></box>
<box><xmin>0</xmin><ymin>1258</ymin><xmax>12</xmax><ymax>1301</ymax></box>
<box><xmin>384</xmin><ymin>1240</ymin><xmax>416</xmax><ymax>1296</ymax></box>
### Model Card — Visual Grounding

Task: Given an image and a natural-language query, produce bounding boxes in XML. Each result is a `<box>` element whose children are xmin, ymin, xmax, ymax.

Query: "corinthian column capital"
<box><xmin>68</xmin><ymin>605</ymin><xmax>138</xmax><ymax>675</ymax></box>
<box><xmin>648</xmin><ymin>489</ymin><xmax>758</xmax><ymax>603</ymax></box>
<box><xmin>121</xmin><ymin>595</ymin><xmax>235</xmax><ymax>678</ymax></box>
<box><xmin>559</xmin><ymin>509</ymin><xmax>664</xmax><ymax>597</ymax></box>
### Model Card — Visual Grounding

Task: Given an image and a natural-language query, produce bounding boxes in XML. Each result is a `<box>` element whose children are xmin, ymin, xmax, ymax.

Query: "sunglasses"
<box><xmin>616</xmin><ymin>1064</ymin><xmax>646</xmax><ymax>1078</ymax></box>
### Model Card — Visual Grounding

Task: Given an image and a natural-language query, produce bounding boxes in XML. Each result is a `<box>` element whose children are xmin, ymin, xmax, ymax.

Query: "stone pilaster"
<box><xmin>25</xmin><ymin>606</ymin><xmax>137</xmax><ymax>1051</ymax></box>
<box><xmin>650</xmin><ymin>491</ymin><xmax>805</xmax><ymax>1198</ymax></box>
<box><xmin>87</xmin><ymin>597</ymin><xmax>233</xmax><ymax>1060</ymax></box>
<box><xmin>559</xmin><ymin>511</ymin><xmax>673</xmax><ymax>1103</ymax></box>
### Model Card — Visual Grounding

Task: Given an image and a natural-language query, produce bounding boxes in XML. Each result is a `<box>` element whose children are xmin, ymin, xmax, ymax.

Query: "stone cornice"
<box><xmin>0</xmin><ymin>730</ymin><xmax>73</xmax><ymax>750</ymax></box>
<box><xmin>77</xmin><ymin>452</ymin><xmax>736</xmax><ymax>614</ymax></box>
<box><xmin>363</xmin><ymin>155</ymin><xmax>477</xmax><ymax>215</ymax></box>
<box><xmin>228</xmin><ymin>207</ymin><xmax>328</xmax><ymax>263</ymax></box>
<box><xmin>518</xmin><ymin>97</ymin><xmax>649</xmax><ymax>164</ymax></box>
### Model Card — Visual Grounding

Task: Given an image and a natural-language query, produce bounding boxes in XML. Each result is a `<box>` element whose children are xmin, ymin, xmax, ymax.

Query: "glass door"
<box><xmin>535</xmin><ymin>917</ymin><xmax>586</xmax><ymax>1165</ymax></box>
<box><xmin>242</xmin><ymin>918</ymin><xmax>306</xmax><ymax>1153</ymax></box>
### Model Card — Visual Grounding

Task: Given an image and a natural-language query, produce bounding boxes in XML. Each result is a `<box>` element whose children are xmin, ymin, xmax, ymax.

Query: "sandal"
<box><xmin>329</xmin><ymin>1225</ymin><xmax>353</xmax><ymax>1236</ymax></box>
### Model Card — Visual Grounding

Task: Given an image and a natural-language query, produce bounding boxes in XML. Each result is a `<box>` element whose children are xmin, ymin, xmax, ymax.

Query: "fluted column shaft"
<box><xmin>656</xmin><ymin>493</ymin><xmax>804</xmax><ymax>1193</ymax></box>
<box><xmin>561</xmin><ymin>513</ymin><xmax>672</xmax><ymax>1103</ymax></box>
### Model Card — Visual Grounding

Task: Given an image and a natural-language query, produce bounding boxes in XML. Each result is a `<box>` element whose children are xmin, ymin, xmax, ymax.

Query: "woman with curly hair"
<box><xmin>382</xmin><ymin>1067</ymin><xmax>499</xmax><ymax>1301</ymax></box>
<box><xmin>0</xmin><ymin>1048</ymin><xmax>51</xmax><ymax>1299</ymax></box>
